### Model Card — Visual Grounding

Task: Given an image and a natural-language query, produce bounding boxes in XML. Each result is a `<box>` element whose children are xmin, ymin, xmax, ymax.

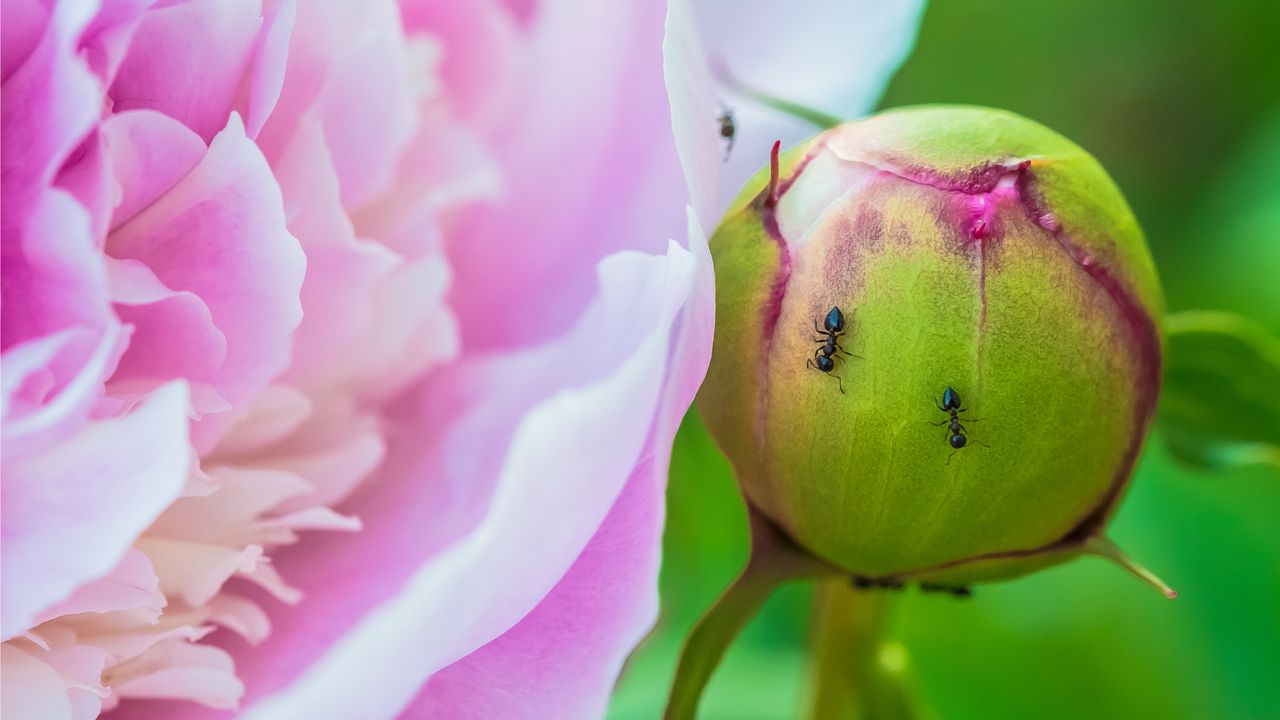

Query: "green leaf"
<box><xmin>1158</xmin><ymin>310</ymin><xmax>1280</xmax><ymax>470</ymax></box>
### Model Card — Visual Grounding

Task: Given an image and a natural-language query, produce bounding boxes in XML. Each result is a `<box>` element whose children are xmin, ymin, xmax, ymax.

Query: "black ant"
<box><xmin>806</xmin><ymin>306</ymin><xmax>857</xmax><ymax>393</ymax></box>
<box><xmin>851</xmin><ymin>575</ymin><xmax>905</xmax><ymax>592</ymax></box>
<box><xmin>920</xmin><ymin>582</ymin><xmax>973</xmax><ymax>598</ymax></box>
<box><xmin>717</xmin><ymin>108</ymin><xmax>735</xmax><ymax>161</ymax></box>
<box><xmin>933</xmin><ymin>386</ymin><xmax>988</xmax><ymax>462</ymax></box>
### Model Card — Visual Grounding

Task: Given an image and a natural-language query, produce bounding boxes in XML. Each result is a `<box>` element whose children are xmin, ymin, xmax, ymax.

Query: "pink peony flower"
<box><xmin>0</xmin><ymin>0</ymin><xmax>921</xmax><ymax>717</ymax></box>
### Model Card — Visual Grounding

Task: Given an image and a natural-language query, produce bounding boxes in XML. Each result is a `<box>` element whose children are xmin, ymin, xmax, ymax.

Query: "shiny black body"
<box><xmin>934</xmin><ymin>385</ymin><xmax>984</xmax><ymax>459</ymax></box>
<box><xmin>807</xmin><ymin>305</ymin><xmax>854</xmax><ymax>393</ymax></box>
<box><xmin>921</xmin><ymin>582</ymin><xmax>973</xmax><ymax>597</ymax></box>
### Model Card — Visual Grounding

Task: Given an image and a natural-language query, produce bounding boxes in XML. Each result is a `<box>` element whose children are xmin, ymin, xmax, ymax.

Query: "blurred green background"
<box><xmin>609</xmin><ymin>1</ymin><xmax>1280</xmax><ymax>718</ymax></box>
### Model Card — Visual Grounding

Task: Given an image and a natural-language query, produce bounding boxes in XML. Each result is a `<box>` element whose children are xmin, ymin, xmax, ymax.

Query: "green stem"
<box><xmin>804</xmin><ymin>581</ymin><xmax>918</xmax><ymax>720</ymax></box>
<box><xmin>713</xmin><ymin>62</ymin><xmax>844</xmax><ymax>130</ymax></box>
<box><xmin>662</xmin><ymin>557</ymin><xmax>780</xmax><ymax>720</ymax></box>
<box><xmin>664</xmin><ymin>509</ymin><xmax>839</xmax><ymax>720</ymax></box>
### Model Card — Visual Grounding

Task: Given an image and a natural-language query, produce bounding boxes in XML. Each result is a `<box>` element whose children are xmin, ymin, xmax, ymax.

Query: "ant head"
<box><xmin>942</xmin><ymin>386</ymin><xmax>962</xmax><ymax>410</ymax></box>
<box><xmin>949</xmin><ymin>433</ymin><xmax>967</xmax><ymax>449</ymax></box>
<box><xmin>815</xmin><ymin>355</ymin><xmax>835</xmax><ymax>372</ymax></box>
<box><xmin>824</xmin><ymin>306</ymin><xmax>846</xmax><ymax>332</ymax></box>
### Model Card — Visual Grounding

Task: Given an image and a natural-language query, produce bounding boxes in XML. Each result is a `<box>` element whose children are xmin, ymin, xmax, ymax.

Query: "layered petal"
<box><xmin>230</xmin><ymin>238</ymin><xmax>700</xmax><ymax>719</ymax></box>
<box><xmin>447</xmin><ymin>0</ymin><xmax>688</xmax><ymax>350</ymax></box>
<box><xmin>106</xmin><ymin>113</ymin><xmax>304</xmax><ymax>416</ymax></box>
<box><xmin>409</xmin><ymin>210</ymin><xmax>713</xmax><ymax>720</ymax></box>
<box><xmin>1</xmin><ymin>381</ymin><xmax>191</xmax><ymax>638</ymax></box>
<box><xmin>108</xmin><ymin>0</ymin><xmax>263</xmax><ymax>143</ymax></box>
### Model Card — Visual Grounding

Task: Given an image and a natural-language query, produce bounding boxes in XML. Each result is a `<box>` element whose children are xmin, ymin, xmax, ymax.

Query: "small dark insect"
<box><xmin>851</xmin><ymin>575</ymin><xmax>906</xmax><ymax>592</ymax></box>
<box><xmin>933</xmin><ymin>385</ymin><xmax>988</xmax><ymax>461</ymax></box>
<box><xmin>717</xmin><ymin>108</ymin><xmax>735</xmax><ymax>160</ymax></box>
<box><xmin>920</xmin><ymin>582</ymin><xmax>974</xmax><ymax>598</ymax></box>
<box><xmin>806</xmin><ymin>306</ymin><xmax>857</xmax><ymax>393</ymax></box>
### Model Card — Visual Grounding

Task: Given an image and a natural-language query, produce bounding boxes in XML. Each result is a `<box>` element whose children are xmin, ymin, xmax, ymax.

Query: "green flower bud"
<box><xmin>699</xmin><ymin>106</ymin><xmax>1172</xmax><ymax>593</ymax></box>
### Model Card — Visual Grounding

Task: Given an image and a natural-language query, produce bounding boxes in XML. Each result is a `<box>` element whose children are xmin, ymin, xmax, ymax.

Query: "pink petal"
<box><xmin>1</xmin><ymin>381</ymin><xmax>191</xmax><ymax>638</ymax></box>
<box><xmin>144</xmin><ymin>466</ymin><xmax>311</xmax><ymax>543</ymax></box>
<box><xmin>411</xmin><ymin>213</ymin><xmax>711</xmax><ymax>717</ymax></box>
<box><xmin>663</xmin><ymin>0</ymin><xmax>722</xmax><ymax>230</ymax></box>
<box><xmin>312</xmin><ymin>23</ymin><xmax>416</xmax><ymax>207</ymax></box>
<box><xmin>239</xmin><ymin>0</ymin><xmax>296</xmax><ymax>138</ymax></box>
<box><xmin>41</xmin><ymin>644</ymin><xmax>110</xmax><ymax>720</ymax></box>
<box><xmin>214</xmin><ymin>239</ymin><xmax>699</xmax><ymax>720</ymax></box>
<box><xmin>76</xmin><ymin>0</ymin><xmax>152</xmax><ymax>87</ymax></box>
<box><xmin>102</xmin><ymin>110</ymin><xmax>207</xmax><ymax>230</ymax></box>
<box><xmin>206</xmin><ymin>595</ymin><xmax>271</xmax><ymax>645</ymax></box>
<box><xmin>1</xmin><ymin>187</ymin><xmax>110</xmax><ymax>353</ymax></box>
<box><xmin>0</xmin><ymin>0</ymin><xmax>47</xmax><ymax>83</ymax></box>
<box><xmin>1</xmin><ymin>328</ymin><xmax>83</xmax><ymax>425</ymax></box>
<box><xmin>410</xmin><ymin>456</ymin><xmax>664</xmax><ymax>719</ymax></box>
<box><xmin>353</xmin><ymin>113</ymin><xmax>501</xmax><ymax>257</ymax></box>
<box><xmin>108</xmin><ymin>0</ymin><xmax>263</xmax><ymax>143</ymax></box>
<box><xmin>414</xmin><ymin>211</ymin><xmax>712</xmax><ymax>720</ymax></box>
<box><xmin>1</xmin><ymin>320</ymin><xmax>128</xmax><ymax>454</ymax></box>
<box><xmin>107</xmin><ymin>257</ymin><xmax>229</xmax><ymax>412</ymax></box>
<box><xmin>135</xmin><ymin>538</ymin><xmax>261</xmax><ymax>608</ymax></box>
<box><xmin>106</xmin><ymin>113</ymin><xmax>305</xmax><ymax>415</ymax></box>
<box><xmin>1</xmin><ymin>644</ymin><xmax>78</xmax><ymax>720</ymax></box>
<box><xmin>111</xmin><ymin>640</ymin><xmax>243</xmax><ymax>710</ymax></box>
<box><xmin>253</xmin><ymin>1</ymin><xmax>407</xmax><ymax>167</ymax></box>
<box><xmin>206</xmin><ymin>384</ymin><xmax>312</xmax><ymax>459</ymax></box>
<box><xmin>0</xmin><ymin>0</ymin><xmax>99</xmax><ymax>244</ymax></box>
<box><xmin>55</xmin><ymin>129</ymin><xmax>117</xmax><ymax>241</ymax></box>
<box><xmin>270</xmin><ymin>115</ymin><xmax>401</xmax><ymax>389</ymax></box>
<box><xmin>397</xmin><ymin>0</ymin><xmax>523</xmax><ymax>125</ymax></box>
<box><xmin>33</xmin><ymin>549</ymin><xmax>162</xmax><ymax>624</ymax></box>
<box><xmin>253</xmin><ymin>410</ymin><xmax>386</xmax><ymax>512</ymax></box>
<box><xmin>447</xmin><ymin>0</ymin><xmax>688</xmax><ymax>350</ymax></box>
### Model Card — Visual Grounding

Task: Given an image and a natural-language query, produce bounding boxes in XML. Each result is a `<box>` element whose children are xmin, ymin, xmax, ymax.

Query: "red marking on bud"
<box><xmin>765</xmin><ymin>140</ymin><xmax>782</xmax><ymax>208</ymax></box>
<box><xmin>1017</xmin><ymin>159</ymin><xmax>1032</xmax><ymax>171</ymax></box>
<box><xmin>971</xmin><ymin>219</ymin><xmax>989</xmax><ymax>240</ymax></box>
<box><xmin>1038</xmin><ymin>213</ymin><xmax>1061</xmax><ymax>232</ymax></box>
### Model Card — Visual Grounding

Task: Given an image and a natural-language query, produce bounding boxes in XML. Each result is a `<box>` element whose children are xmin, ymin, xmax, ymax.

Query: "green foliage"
<box><xmin>1159</xmin><ymin>311</ymin><xmax>1280</xmax><ymax>470</ymax></box>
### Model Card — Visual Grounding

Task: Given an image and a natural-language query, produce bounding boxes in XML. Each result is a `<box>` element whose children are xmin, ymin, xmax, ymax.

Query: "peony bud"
<box><xmin>699</xmin><ymin>106</ymin><xmax>1172</xmax><ymax>593</ymax></box>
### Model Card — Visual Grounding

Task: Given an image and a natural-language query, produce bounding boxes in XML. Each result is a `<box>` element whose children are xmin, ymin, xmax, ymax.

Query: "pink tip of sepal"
<box><xmin>765</xmin><ymin>140</ymin><xmax>782</xmax><ymax>208</ymax></box>
<box><xmin>1086</xmin><ymin>536</ymin><xmax>1178</xmax><ymax>600</ymax></box>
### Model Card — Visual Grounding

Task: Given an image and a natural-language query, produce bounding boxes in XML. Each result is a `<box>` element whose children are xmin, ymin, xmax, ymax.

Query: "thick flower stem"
<box><xmin>662</xmin><ymin>557</ymin><xmax>778</xmax><ymax>720</ymax></box>
<box><xmin>804</xmin><ymin>581</ymin><xmax>917</xmax><ymax>720</ymax></box>
<box><xmin>664</xmin><ymin>508</ymin><xmax>838</xmax><ymax>720</ymax></box>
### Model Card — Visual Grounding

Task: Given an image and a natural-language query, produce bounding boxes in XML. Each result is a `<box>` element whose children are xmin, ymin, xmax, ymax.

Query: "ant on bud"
<box><xmin>807</xmin><ymin>306</ymin><xmax>858</xmax><ymax>393</ymax></box>
<box><xmin>933</xmin><ymin>386</ymin><xmax>989</xmax><ymax>462</ymax></box>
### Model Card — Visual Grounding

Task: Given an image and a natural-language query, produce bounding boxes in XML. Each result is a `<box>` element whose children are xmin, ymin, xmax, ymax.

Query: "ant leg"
<box><xmin>946</xmin><ymin>449</ymin><xmax>957</xmax><ymax>465</ymax></box>
<box><xmin>933</xmin><ymin>396</ymin><xmax>947</xmax><ymax>412</ymax></box>
<box><xmin>806</xmin><ymin>358</ymin><xmax>817</xmax><ymax>370</ymax></box>
<box><xmin>929</xmin><ymin>419</ymin><xmax>950</xmax><ymax>427</ymax></box>
<box><xmin>833</xmin><ymin>373</ymin><xmax>846</xmax><ymax>394</ymax></box>
<box><xmin>973</xmin><ymin>439</ymin><xmax>992</xmax><ymax>449</ymax></box>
